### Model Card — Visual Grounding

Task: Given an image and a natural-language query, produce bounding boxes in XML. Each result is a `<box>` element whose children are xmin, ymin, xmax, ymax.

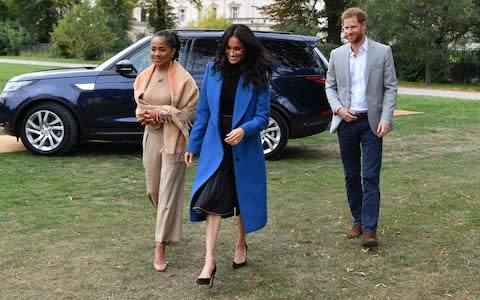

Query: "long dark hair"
<box><xmin>213</xmin><ymin>24</ymin><xmax>273</xmax><ymax>91</ymax></box>
<box><xmin>152</xmin><ymin>30</ymin><xmax>181</xmax><ymax>61</ymax></box>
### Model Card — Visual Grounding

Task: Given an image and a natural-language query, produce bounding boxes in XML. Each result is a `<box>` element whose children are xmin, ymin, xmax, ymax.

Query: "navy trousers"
<box><xmin>337</xmin><ymin>117</ymin><xmax>383</xmax><ymax>234</ymax></box>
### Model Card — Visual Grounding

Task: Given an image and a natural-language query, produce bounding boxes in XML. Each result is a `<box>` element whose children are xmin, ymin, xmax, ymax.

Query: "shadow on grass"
<box><xmin>70</xmin><ymin>141</ymin><xmax>142</xmax><ymax>156</ymax></box>
<box><xmin>69</xmin><ymin>139</ymin><xmax>338</xmax><ymax>161</ymax></box>
<box><xmin>271</xmin><ymin>144</ymin><xmax>338</xmax><ymax>161</ymax></box>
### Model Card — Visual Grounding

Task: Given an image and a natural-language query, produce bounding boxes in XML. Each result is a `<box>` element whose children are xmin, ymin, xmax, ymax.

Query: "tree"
<box><xmin>186</xmin><ymin>8</ymin><xmax>231</xmax><ymax>29</ymax></box>
<box><xmin>259</xmin><ymin>0</ymin><xmax>362</xmax><ymax>43</ymax></box>
<box><xmin>471</xmin><ymin>0</ymin><xmax>480</xmax><ymax>44</ymax></box>
<box><xmin>258</xmin><ymin>0</ymin><xmax>323</xmax><ymax>36</ymax></box>
<box><xmin>4</xmin><ymin>0</ymin><xmax>80</xmax><ymax>43</ymax></box>
<box><xmin>0</xmin><ymin>21</ymin><xmax>36</xmax><ymax>55</ymax></box>
<box><xmin>51</xmin><ymin>2</ymin><xmax>116</xmax><ymax>60</ymax></box>
<box><xmin>98</xmin><ymin>0</ymin><xmax>136</xmax><ymax>50</ymax></box>
<box><xmin>0</xmin><ymin>1</ymin><xmax>8</xmax><ymax>21</ymax></box>
<box><xmin>140</xmin><ymin>0</ymin><xmax>176</xmax><ymax>32</ymax></box>
<box><xmin>365</xmin><ymin>0</ymin><xmax>476</xmax><ymax>85</ymax></box>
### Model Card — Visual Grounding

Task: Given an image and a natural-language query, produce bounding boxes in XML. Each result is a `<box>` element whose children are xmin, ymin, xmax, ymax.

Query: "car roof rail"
<box><xmin>171</xmin><ymin>28</ymin><xmax>294</xmax><ymax>35</ymax></box>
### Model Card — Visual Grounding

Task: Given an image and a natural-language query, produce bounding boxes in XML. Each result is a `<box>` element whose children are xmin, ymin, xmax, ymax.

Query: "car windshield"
<box><xmin>96</xmin><ymin>35</ymin><xmax>152</xmax><ymax>70</ymax></box>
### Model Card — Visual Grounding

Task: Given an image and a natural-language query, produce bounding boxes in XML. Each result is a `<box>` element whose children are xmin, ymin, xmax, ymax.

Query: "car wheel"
<box><xmin>262</xmin><ymin>110</ymin><xmax>289</xmax><ymax>160</ymax></box>
<box><xmin>20</xmin><ymin>103</ymin><xmax>78</xmax><ymax>155</ymax></box>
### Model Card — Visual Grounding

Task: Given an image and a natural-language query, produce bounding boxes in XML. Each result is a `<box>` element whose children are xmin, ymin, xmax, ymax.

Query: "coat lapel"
<box><xmin>365</xmin><ymin>40</ymin><xmax>376</xmax><ymax>88</ymax></box>
<box><xmin>232</xmin><ymin>76</ymin><xmax>253</xmax><ymax>127</ymax></box>
<box><xmin>342</xmin><ymin>44</ymin><xmax>351</xmax><ymax>93</ymax></box>
<box><xmin>209</xmin><ymin>70</ymin><xmax>223</xmax><ymax>127</ymax></box>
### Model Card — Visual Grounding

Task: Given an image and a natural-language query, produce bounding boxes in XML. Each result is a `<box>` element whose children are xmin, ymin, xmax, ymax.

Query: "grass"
<box><xmin>0</xmin><ymin>64</ymin><xmax>54</xmax><ymax>90</ymax></box>
<box><xmin>1</xmin><ymin>95</ymin><xmax>479</xmax><ymax>299</ymax></box>
<box><xmin>398</xmin><ymin>80</ymin><xmax>480</xmax><ymax>92</ymax></box>
<box><xmin>1</xmin><ymin>59</ymin><xmax>479</xmax><ymax>299</ymax></box>
<box><xmin>0</xmin><ymin>55</ymin><xmax>103</xmax><ymax>65</ymax></box>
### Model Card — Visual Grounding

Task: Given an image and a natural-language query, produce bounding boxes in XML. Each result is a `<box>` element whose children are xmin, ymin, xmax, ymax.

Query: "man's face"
<box><xmin>343</xmin><ymin>16</ymin><xmax>366</xmax><ymax>45</ymax></box>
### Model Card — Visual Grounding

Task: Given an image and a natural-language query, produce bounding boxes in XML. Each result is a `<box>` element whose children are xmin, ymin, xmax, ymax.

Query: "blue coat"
<box><xmin>187</xmin><ymin>62</ymin><xmax>270</xmax><ymax>233</ymax></box>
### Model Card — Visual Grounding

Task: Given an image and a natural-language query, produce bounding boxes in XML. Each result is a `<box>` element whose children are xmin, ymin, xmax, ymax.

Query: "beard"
<box><xmin>347</xmin><ymin>32</ymin><xmax>365</xmax><ymax>44</ymax></box>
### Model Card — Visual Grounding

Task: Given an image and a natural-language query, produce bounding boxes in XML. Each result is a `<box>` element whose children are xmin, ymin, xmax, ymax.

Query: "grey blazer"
<box><xmin>325</xmin><ymin>39</ymin><xmax>397</xmax><ymax>134</ymax></box>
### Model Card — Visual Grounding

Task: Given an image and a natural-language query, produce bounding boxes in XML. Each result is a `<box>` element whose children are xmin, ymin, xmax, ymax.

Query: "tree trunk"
<box><xmin>325</xmin><ymin>0</ymin><xmax>344</xmax><ymax>45</ymax></box>
<box><xmin>424</xmin><ymin>54</ymin><xmax>432</xmax><ymax>86</ymax></box>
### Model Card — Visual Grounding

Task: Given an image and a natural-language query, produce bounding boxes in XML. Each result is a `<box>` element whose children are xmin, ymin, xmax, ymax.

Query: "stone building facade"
<box><xmin>131</xmin><ymin>0</ymin><xmax>276</xmax><ymax>38</ymax></box>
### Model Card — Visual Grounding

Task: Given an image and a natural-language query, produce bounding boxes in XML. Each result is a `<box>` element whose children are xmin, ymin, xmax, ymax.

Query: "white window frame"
<box><xmin>178</xmin><ymin>8</ymin><xmax>186</xmax><ymax>22</ymax></box>
<box><xmin>230</xmin><ymin>6</ymin><xmax>239</xmax><ymax>19</ymax></box>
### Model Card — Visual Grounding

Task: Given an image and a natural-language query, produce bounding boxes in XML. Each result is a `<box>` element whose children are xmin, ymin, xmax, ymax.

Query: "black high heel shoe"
<box><xmin>232</xmin><ymin>243</ymin><xmax>248</xmax><ymax>269</ymax></box>
<box><xmin>196</xmin><ymin>264</ymin><xmax>217</xmax><ymax>287</ymax></box>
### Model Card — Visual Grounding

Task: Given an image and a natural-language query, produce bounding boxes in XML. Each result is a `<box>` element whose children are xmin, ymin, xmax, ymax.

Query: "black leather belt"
<box><xmin>354</xmin><ymin>112</ymin><xmax>368</xmax><ymax>119</ymax></box>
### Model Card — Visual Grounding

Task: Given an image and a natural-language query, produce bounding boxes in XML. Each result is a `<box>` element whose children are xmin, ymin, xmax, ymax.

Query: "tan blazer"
<box><xmin>325</xmin><ymin>39</ymin><xmax>397</xmax><ymax>134</ymax></box>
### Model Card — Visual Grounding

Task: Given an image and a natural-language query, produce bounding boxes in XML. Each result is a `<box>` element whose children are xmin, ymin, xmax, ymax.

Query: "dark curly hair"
<box><xmin>213</xmin><ymin>24</ymin><xmax>273</xmax><ymax>91</ymax></box>
<box><xmin>152</xmin><ymin>30</ymin><xmax>181</xmax><ymax>61</ymax></box>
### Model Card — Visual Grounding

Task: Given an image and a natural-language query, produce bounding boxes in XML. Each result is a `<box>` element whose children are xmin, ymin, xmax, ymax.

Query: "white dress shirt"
<box><xmin>349</xmin><ymin>38</ymin><xmax>368</xmax><ymax>112</ymax></box>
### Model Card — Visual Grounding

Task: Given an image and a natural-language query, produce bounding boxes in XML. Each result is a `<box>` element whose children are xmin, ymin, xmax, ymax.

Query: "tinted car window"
<box><xmin>190</xmin><ymin>39</ymin><xmax>218</xmax><ymax>72</ymax></box>
<box><xmin>260</xmin><ymin>40</ymin><xmax>319</xmax><ymax>69</ymax></box>
<box><xmin>128</xmin><ymin>44</ymin><xmax>151</xmax><ymax>73</ymax></box>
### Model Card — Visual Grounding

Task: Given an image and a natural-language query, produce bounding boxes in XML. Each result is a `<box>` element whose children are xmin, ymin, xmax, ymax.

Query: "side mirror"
<box><xmin>116</xmin><ymin>60</ymin><xmax>137</xmax><ymax>75</ymax></box>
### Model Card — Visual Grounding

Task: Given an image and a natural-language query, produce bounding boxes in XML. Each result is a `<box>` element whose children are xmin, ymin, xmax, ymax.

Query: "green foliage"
<box><xmin>316</xmin><ymin>42</ymin><xmax>338</xmax><ymax>60</ymax></box>
<box><xmin>0</xmin><ymin>1</ymin><xmax>7</xmax><ymax>21</ymax></box>
<box><xmin>0</xmin><ymin>21</ymin><xmax>36</xmax><ymax>55</ymax></box>
<box><xmin>51</xmin><ymin>3</ymin><xmax>117</xmax><ymax>60</ymax></box>
<box><xmin>97</xmin><ymin>0</ymin><xmax>136</xmax><ymax>51</ymax></box>
<box><xmin>3</xmin><ymin>0</ymin><xmax>80</xmax><ymax>43</ymax></box>
<box><xmin>450</xmin><ymin>49</ymin><xmax>480</xmax><ymax>84</ymax></box>
<box><xmin>186</xmin><ymin>8</ymin><xmax>231</xmax><ymax>29</ymax></box>
<box><xmin>259</xmin><ymin>0</ymin><xmax>363</xmax><ymax>39</ymax></box>
<box><xmin>258</xmin><ymin>0</ymin><xmax>323</xmax><ymax>35</ymax></box>
<box><xmin>365</xmin><ymin>0</ymin><xmax>477</xmax><ymax>84</ymax></box>
<box><xmin>142</xmin><ymin>0</ymin><xmax>176</xmax><ymax>32</ymax></box>
<box><xmin>271</xmin><ymin>21</ymin><xmax>317</xmax><ymax>35</ymax></box>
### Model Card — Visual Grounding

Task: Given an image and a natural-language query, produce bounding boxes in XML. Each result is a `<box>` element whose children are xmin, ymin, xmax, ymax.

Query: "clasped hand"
<box><xmin>137</xmin><ymin>109</ymin><xmax>171</xmax><ymax>126</ymax></box>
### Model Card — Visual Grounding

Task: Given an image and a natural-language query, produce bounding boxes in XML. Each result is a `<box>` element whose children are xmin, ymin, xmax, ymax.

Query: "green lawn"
<box><xmin>1</xmin><ymin>58</ymin><xmax>479</xmax><ymax>299</ymax></box>
<box><xmin>0</xmin><ymin>55</ymin><xmax>103</xmax><ymax>65</ymax></box>
<box><xmin>1</xmin><ymin>95</ymin><xmax>479</xmax><ymax>299</ymax></box>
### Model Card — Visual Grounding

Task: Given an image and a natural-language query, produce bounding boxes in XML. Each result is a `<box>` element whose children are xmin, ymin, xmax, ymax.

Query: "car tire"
<box><xmin>20</xmin><ymin>102</ymin><xmax>78</xmax><ymax>155</ymax></box>
<box><xmin>262</xmin><ymin>110</ymin><xmax>289</xmax><ymax>160</ymax></box>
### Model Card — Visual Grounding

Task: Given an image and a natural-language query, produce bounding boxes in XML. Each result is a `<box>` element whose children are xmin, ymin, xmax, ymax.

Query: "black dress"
<box><xmin>191</xmin><ymin>63</ymin><xmax>242</xmax><ymax>218</ymax></box>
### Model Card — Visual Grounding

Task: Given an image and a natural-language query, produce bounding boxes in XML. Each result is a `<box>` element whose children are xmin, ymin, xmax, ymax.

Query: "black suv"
<box><xmin>0</xmin><ymin>30</ymin><xmax>331</xmax><ymax>159</ymax></box>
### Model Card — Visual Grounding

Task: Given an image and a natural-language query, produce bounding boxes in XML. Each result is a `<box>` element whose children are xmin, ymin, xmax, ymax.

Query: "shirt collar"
<box><xmin>349</xmin><ymin>37</ymin><xmax>368</xmax><ymax>55</ymax></box>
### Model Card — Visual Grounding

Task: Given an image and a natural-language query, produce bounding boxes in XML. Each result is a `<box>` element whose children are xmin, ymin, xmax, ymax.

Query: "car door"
<box><xmin>90</xmin><ymin>43</ymin><xmax>152</xmax><ymax>139</ymax></box>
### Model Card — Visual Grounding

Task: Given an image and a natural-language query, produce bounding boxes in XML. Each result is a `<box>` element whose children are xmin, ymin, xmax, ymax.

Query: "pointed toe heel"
<box><xmin>232</xmin><ymin>243</ymin><xmax>248</xmax><ymax>269</ymax></box>
<box><xmin>196</xmin><ymin>264</ymin><xmax>217</xmax><ymax>287</ymax></box>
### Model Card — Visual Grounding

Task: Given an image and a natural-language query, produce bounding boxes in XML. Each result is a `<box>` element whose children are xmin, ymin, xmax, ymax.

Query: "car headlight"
<box><xmin>2</xmin><ymin>80</ymin><xmax>34</xmax><ymax>93</ymax></box>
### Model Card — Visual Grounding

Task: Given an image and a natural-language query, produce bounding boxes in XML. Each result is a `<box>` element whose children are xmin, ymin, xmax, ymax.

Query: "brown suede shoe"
<box><xmin>361</xmin><ymin>231</ymin><xmax>378</xmax><ymax>247</ymax></box>
<box><xmin>346</xmin><ymin>224</ymin><xmax>362</xmax><ymax>239</ymax></box>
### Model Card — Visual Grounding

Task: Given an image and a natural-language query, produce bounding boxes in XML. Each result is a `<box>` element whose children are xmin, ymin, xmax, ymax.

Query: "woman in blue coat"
<box><xmin>184</xmin><ymin>24</ymin><xmax>272</xmax><ymax>286</ymax></box>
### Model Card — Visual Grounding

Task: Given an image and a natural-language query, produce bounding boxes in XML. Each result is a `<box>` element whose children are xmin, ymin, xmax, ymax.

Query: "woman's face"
<box><xmin>225</xmin><ymin>36</ymin><xmax>246</xmax><ymax>65</ymax></box>
<box><xmin>150</xmin><ymin>36</ymin><xmax>176</xmax><ymax>69</ymax></box>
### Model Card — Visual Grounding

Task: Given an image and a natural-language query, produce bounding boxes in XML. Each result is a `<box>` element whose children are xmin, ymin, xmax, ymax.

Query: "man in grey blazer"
<box><xmin>325</xmin><ymin>7</ymin><xmax>397</xmax><ymax>248</ymax></box>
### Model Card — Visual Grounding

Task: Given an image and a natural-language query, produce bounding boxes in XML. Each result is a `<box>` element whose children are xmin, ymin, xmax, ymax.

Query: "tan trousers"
<box><xmin>143</xmin><ymin>128</ymin><xmax>186</xmax><ymax>243</ymax></box>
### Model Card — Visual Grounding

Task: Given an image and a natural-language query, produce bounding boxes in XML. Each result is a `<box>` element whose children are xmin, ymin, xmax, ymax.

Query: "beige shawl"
<box><xmin>133</xmin><ymin>62</ymin><xmax>199</xmax><ymax>162</ymax></box>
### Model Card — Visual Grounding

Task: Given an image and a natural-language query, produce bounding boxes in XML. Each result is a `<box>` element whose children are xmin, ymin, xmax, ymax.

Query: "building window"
<box><xmin>178</xmin><ymin>8</ymin><xmax>186</xmax><ymax>22</ymax></box>
<box><xmin>230</xmin><ymin>6</ymin><xmax>239</xmax><ymax>19</ymax></box>
<box><xmin>140</xmin><ymin>8</ymin><xmax>147</xmax><ymax>22</ymax></box>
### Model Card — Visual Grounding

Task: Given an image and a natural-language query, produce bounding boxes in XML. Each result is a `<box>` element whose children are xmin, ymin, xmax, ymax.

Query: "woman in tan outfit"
<box><xmin>134</xmin><ymin>30</ymin><xmax>199</xmax><ymax>272</ymax></box>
